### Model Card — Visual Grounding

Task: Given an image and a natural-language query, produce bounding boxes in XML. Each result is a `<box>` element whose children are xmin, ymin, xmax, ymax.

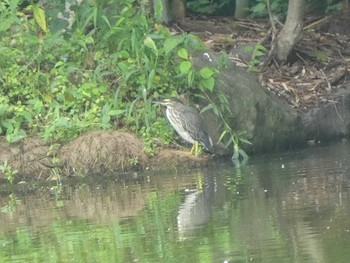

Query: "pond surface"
<box><xmin>1</xmin><ymin>143</ymin><xmax>350</xmax><ymax>263</ymax></box>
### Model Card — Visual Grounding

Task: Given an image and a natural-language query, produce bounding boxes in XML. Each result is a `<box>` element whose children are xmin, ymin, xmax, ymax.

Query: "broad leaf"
<box><xmin>32</xmin><ymin>4</ymin><xmax>47</xmax><ymax>32</ymax></box>
<box><xmin>144</xmin><ymin>37</ymin><xmax>158</xmax><ymax>54</ymax></box>
<box><xmin>179</xmin><ymin>61</ymin><xmax>192</xmax><ymax>74</ymax></box>
<box><xmin>164</xmin><ymin>37</ymin><xmax>181</xmax><ymax>55</ymax></box>
<box><xmin>200</xmin><ymin>67</ymin><xmax>215</xmax><ymax>79</ymax></box>
<box><xmin>177</xmin><ymin>48</ymin><xmax>188</xmax><ymax>60</ymax></box>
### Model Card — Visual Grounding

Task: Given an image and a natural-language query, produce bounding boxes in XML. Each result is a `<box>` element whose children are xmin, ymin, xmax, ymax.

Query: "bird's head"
<box><xmin>152</xmin><ymin>98</ymin><xmax>182</xmax><ymax>107</ymax></box>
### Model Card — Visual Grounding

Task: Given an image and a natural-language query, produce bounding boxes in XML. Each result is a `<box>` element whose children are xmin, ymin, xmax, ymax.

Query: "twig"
<box><xmin>260</xmin><ymin>27</ymin><xmax>277</xmax><ymax>71</ymax></box>
<box><xmin>173</xmin><ymin>23</ymin><xmax>185</xmax><ymax>34</ymax></box>
<box><xmin>260</xmin><ymin>0</ymin><xmax>279</xmax><ymax>71</ymax></box>
<box><xmin>296</xmin><ymin>52</ymin><xmax>308</xmax><ymax>64</ymax></box>
<box><xmin>303</xmin><ymin>16</ymin><xmax>329</xmax><ymax>30</ymax></box>
<box><xmin>332</xmin><ymin>99</ymin><xmax>344</xmax><ymax>123</ymax></box>
<box><xmin>235</xmin><ymin>21</ymin><xmax>265</xmax><ymax>30</ymax></box>
<box><xmin>266</xmin><ymin>0</ymin><xmax>277</xmax><ymax>34</ymax></box>
<box><xmin>258</xmin><ymin>27</ymin><xmax>272</xmax><ymax>46</ymax></box>
<box><xmin>320</xmin><ymin>69</ymin><xmax>331</xmax><ymax>92</ymax></box>
<box><xmin>235</xmin><ymin>23</ymin><xmax>263</xmax><ymax>32</ymax></box>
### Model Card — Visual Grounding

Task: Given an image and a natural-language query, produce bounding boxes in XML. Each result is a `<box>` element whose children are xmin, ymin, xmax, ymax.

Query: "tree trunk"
<box><xmin>273</xmin><ymin>0</ymin><xmax>305</xmax><ymax>64</ymax></box>
<box><xmin>235</xmin><ymin>0</ymin><xmax>250</xmax><ymax>19</ymax></box>
<box><xmin>152</xmin><ymin>0</ymin><xmax>185</xmax><ymax>24</ymax></box>
<box><xmin>303</xmin><ymin>89</ymin><xmax>350</xmax><ymax>142</ymax></box>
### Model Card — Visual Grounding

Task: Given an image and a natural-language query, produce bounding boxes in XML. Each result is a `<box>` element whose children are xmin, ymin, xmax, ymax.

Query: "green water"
<box><xmin>1</xmin><ymin>143</ymin><xmax>350</xmax><ymax>263</ymax></box>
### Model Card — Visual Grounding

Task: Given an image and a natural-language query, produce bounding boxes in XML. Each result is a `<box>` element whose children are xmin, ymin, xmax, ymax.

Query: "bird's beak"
<box><xmin>152</xmin><ymin>100</ymin><xmax>164</xmax><ymax>105</ymax></box>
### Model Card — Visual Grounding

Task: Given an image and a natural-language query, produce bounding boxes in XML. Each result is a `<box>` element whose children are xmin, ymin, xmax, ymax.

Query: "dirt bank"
<box><xmin>0</xmin><ymin>131</ymin><xmax>210</xmax><ymax>181</ymax></box>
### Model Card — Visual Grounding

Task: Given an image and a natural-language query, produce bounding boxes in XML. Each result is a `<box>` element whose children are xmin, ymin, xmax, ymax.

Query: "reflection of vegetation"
<box><xmin>1</xmin><ymin>146</ymin><xmax>349</xmax><ymax>262</ymax></box>
<box><xmin>0</xmin><ymin>193</ymin><xmax>20</xmax><ymax>217</ymax></box>
<box><xmin>0</xmin><ymin>190</ymin><xmax>184</xmax><ymax>262</ymax></box>
<box><xmin>0</xmin><ymin>167</ymin><xmax>286</xmax><ymax>263</ymax></box>
<box><xmin>0</xmin><ymin>182</ymin><xmax>288</xmax><ymax>262</ymax></box>
<box><xmin>0</xmin><ymin>161</ymin><xmax>18</xmax><ymax>184</ymax></box>
<box><xmin>0</xmin><ymin>161</ymin><xmax>350</xmax><ymax>262</ymax></box>
<box><xmin>48</xmin><ymin>168</ymin><xmax>63</xmax><ymax>201</ymax></box>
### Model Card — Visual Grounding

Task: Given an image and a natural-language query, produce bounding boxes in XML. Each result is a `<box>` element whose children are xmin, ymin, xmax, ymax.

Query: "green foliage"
<box><xmin>199</xmin><ymin>84</ymin><xmax>251</xmax><ymax>165</ymax></box>
<box><xmin>170</xmin><ymin>47</ymin><xmax>250</xmax><ymax>161</ymax></box>
<box><xmin>0</xmin><ymin>0</ymin><xmax>249</xmax><ymax>161</ymax></box>
<box><xmin>244</xmin><ymin>44</ymin><xmax>267</xmax><ymax>72</ymax></box>
<box><xmin>139</xmin><ymin>119</ymin><xmax>174</xmax><ymax>156</ymax></box>
<box><xmin>0</xmin><ymin>1</ymin><xmax>193</xmax><ymax>146</ymax></box>
<box><xmin>250</xmin><ymin>0</ymin><xmax>344</xmax><ymax>17</ymax></box>
<box><xmin>325</xmin><ymin>1</ymin><xmax>343</xmax><ymax>14</ymax></box>
<box><xmin>187</xmin><ymin>0</ymin><xmax>235</xmax><ymax>15</ymax></box>
<box><xmin>310</xmin><ymin>49</ymin><xmax>328</xmax><ymax>64</ymax></box>
<box><xmin>250</xmin><ymin>0</ymin><xmax>288</xmax><ymax>17</ymax></box>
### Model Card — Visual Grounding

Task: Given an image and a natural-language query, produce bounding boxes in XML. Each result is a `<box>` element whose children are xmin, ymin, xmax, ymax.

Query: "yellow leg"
<box><xmin>190</xmin><ymin>141</ymin><xmax>200</xmax><ymax>156</ymax></box>
<box><xmin>195</xmin><ymin>141</ymin><xmax>199</xmax><ymax>157</ymax></box>
<box><xmin>190</xmin><ymin>143</ymin><xmax>195</xmax><ymax>155</ymax></box>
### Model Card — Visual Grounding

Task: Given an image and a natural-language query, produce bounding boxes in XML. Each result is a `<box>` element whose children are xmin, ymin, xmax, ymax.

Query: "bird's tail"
<box><xmin>202</xmin><ymin>135</ymin><xmax>213</xmax><ymax>151</ymax></box>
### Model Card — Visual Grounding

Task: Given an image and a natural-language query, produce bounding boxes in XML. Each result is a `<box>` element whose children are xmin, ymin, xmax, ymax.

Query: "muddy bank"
<box><xmin>0</xmin><ymin>131</ymin><xmax>210</xmax><ymax>181</ymax></box>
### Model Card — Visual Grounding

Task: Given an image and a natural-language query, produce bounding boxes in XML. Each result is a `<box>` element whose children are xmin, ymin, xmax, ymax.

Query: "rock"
<box><xmin>303</xmin><ymin>88</ymin><xmax>350</xmax><ymax>142</ymax></box>
<box><xmin>192</xmin><ymin>50</ymin><xmax>306</xmax><ymax>154</ymax></box>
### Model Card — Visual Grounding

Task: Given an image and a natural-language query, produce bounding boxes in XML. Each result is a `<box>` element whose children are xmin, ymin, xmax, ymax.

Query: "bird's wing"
<box><xmin>178</xmin><ymin>108</ymin><xmax>212</xmax><ymax>149</ymax></box>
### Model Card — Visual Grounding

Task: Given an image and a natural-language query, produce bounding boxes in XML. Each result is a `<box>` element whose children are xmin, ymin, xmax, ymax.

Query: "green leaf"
<box><xmin>144</xmin><ymin>37</ymin><xmax>158</xmax><ymax>54</ymax></box>
<box><xmin>177</xmin><ymin>48</ymin><xmax>188</xmax><ymax>60</ymax></box>
<box><xmin>164</xmin><ymin>37</ymin><xmax>181</xmax><ymax>55</ymax></box>
<box><xmin>256</xmin><ymin>44</ymin><xmax>267</xmax><ymax>51</ymax></box>
<box><xmin>238</xmin><ymin>137</ymin><xmax>252</xmax><ymax>145</ymax></box>
<box><xmin>109</xmin><ymin>110</ymin><xmax>125</xmax><ymax>117</ymax></box>
<box><xmin>42</xmin><ymin>93</ymin><xmax>53</xmax><ymax>103</ymax></box>
<box><xmin>56</xmin><ymin>117</ymin><xmax>69</xmax><ymax>127</ymax></box>
<box><xmin>225</xmin><ymin>137</ymin><xmax>233</xmax><ymax>148</ymax></box>
<box><xmin>0</xmin><ymin>47</ymin><xmax>12</xmax><ymax>56</ymax></box>
<box><xmin>101</xmin><ymin>103</ymin><xmax>111</xmax><ymax>125</ymax></box>
<box><xmin>32</xmin><ymin>4</ymin><xmax>47</xmax><ymax>32</ymax></box>
<box><xmin>0</xmin><ymin>17</ymin><xmax>17</xmax><ymax>31</ymax></box>
<box><xmin>116</xmin><ymin>16</ymin><xmax>125</xmax><ymax>26</ymax></box>
<box><xmin>200</xmin><ymin>67</ymin><xmax>215</xmax><ymax>79</ymax></box>
<box><xmin>101</xmin><ymin>114</ymin><xmax>110</xmax><ymax>126</ymax></box>
<box><xmin>200</xmin><ymin>76</ymin><xmax>215</xmax><ymax>91</ymax></box>
<box><xmin>218</xmin><ymin>130</ymin><xmax>227</xmax><ymax>143</ymax></box>
<box><xmin>187</xmin><ymin>70</ymin><xmax>193</xmax><ymax>87</ymax></box>
<box><xmin>254</xmin><ymin>50</ymin><xmax>265</xmax><ymax>57</ymax></box>
<box><xmin>101</xmin><ymin>15</ymin><xmax>112</xmax><ymax>28</ymax></box>
<box><xmin>200</xmin><ymin>103</ymin><xmax>214</xmax><ymax>113</ymax></box>
<box><xmin>7</xmin><ymin>130</ymin><xmax>27</xmax><ymax>143</ymax></box>
<box><xmin>179</xmin><ymin>61</ymin><xmax>192</xmax><ymax>74</ymax></box>
<box><xmin>239</xmin><ymin>148</ymin><xmax>249</xmax><ymax>159</ymax></box>
<box><xmin>147</xmin><ymin>69</ymin><xmax>155</xmax><ymax>90</ymax></box>
<box><xmin>244</xmin><ymin>45</ymin><xmax>254</xmax><ymax>52</ymax></box>
<box><xmin>219</xmin><ymin>51</ymin><xmax>229</xmax><ymax>68</ymax></box>
<box><xmin>142</xmin><ymin>86</ymin><xmax>147</xmax><ymax>102</ymax></box>
<box><xmin>233</xmin><ymin>143</ymin><xmax>240</xmax><ymax>160</ymax></box>
<box><xmin>252</xmin><ymin>2</ymin><xmax>266</xmax><ymax>13</ymax></box>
